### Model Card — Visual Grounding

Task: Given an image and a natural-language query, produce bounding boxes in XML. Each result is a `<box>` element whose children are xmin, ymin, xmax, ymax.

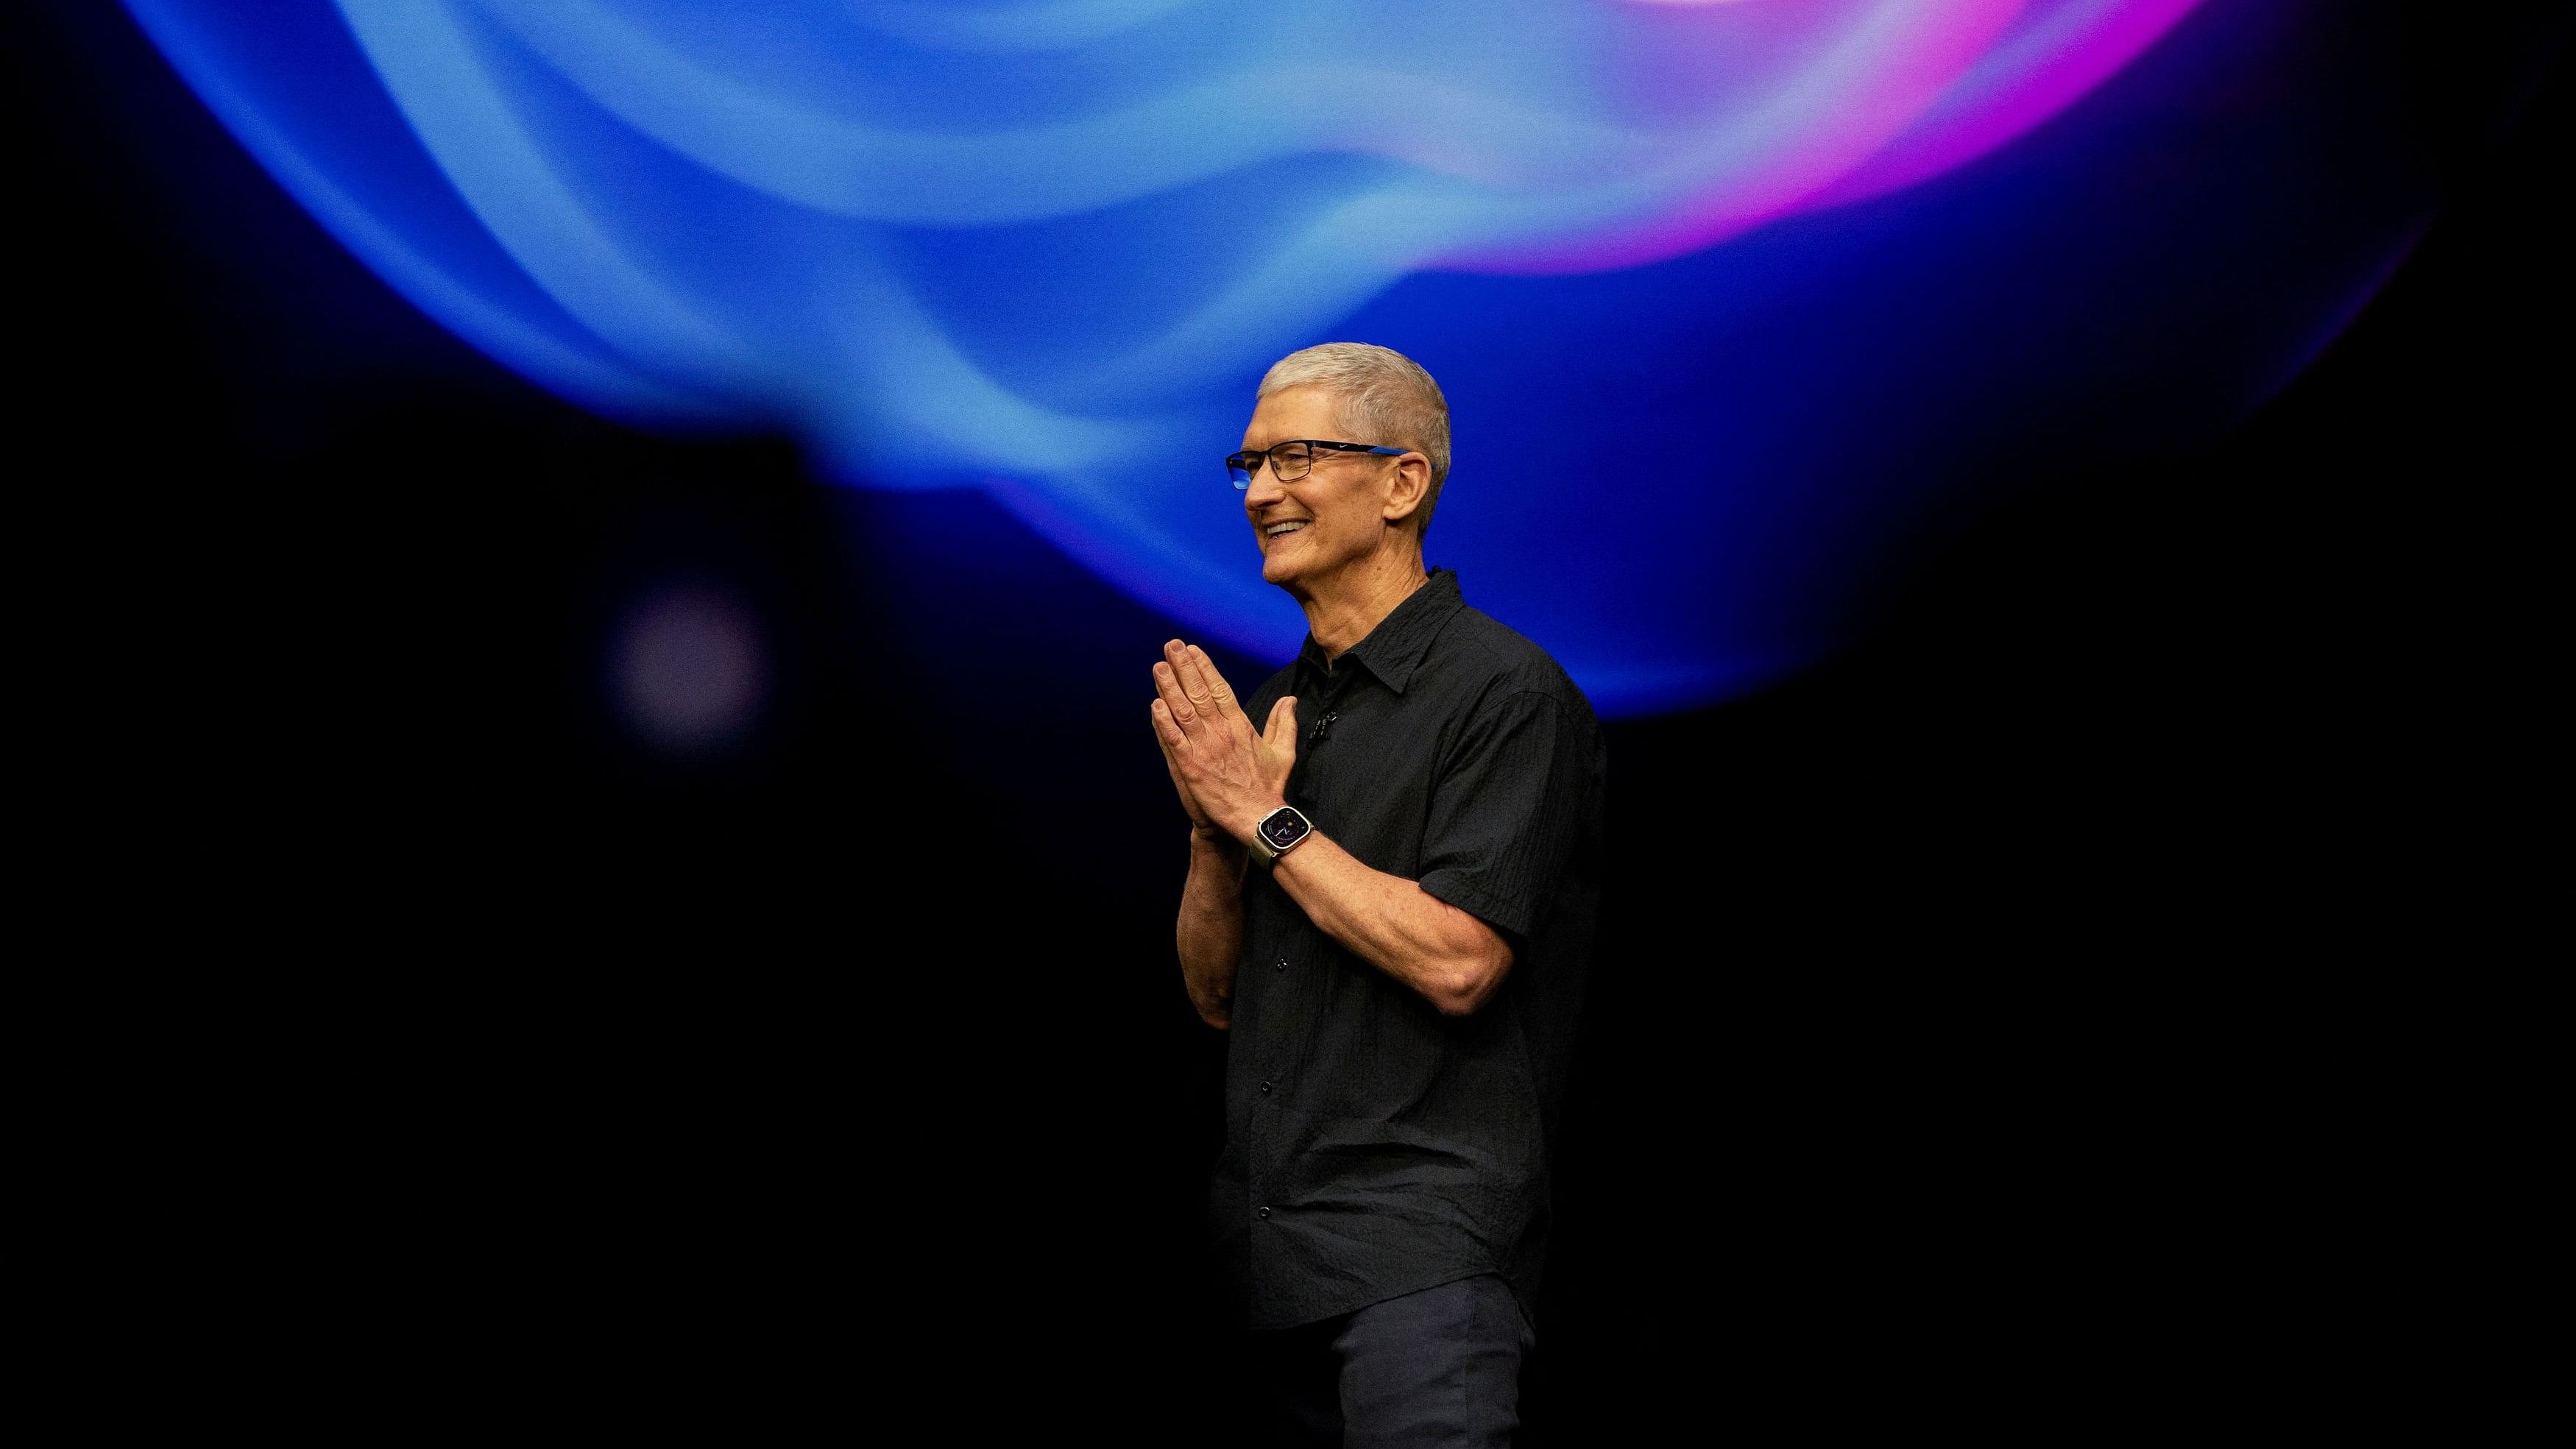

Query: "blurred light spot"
<box><xmin>612</xmin><ymin>585</ymin><xmax>768</xmax><ymax>754</ymax></box>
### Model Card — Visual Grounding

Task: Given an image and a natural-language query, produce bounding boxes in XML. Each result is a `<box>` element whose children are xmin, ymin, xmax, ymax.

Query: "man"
<box><xmin>1150</xmin><ymin>343</ymin><xmax>1604</xmax><ymax>1447</ymax></box>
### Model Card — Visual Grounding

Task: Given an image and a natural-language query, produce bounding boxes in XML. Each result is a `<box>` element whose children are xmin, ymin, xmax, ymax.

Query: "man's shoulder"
<box><xmin>1429</xmin><ymin>606</ymin><xmax>1597</xmax><ymax>721</ymax></box>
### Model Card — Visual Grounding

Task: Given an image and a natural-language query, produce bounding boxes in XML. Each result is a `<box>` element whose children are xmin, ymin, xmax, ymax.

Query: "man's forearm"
<box><xmin>1270</xmin><ymin>833</ymin><xmax>1511</xmax><ymax>1016</ymax></box>
<box><xmin>1177</xmin><ymin>829</ymin><xmax>1248</xmax><ymax>1028</ymax></box>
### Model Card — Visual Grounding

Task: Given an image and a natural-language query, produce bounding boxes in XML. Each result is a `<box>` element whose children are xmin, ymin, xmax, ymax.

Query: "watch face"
<box><xmin>1261</xmin><ymin>809</ymin><xmax>1308</xmax><ymax>849</ymax></box>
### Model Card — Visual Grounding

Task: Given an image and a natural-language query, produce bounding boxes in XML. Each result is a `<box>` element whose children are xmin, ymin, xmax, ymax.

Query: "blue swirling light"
<box><xmin>125</xmin><ymin>0</ymin><xmax>2427</xmax><ymax>713</ymax></box>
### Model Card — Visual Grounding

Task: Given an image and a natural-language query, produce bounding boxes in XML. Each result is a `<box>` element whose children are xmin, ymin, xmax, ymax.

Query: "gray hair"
<box><xmin>1257</xmin><ymin>343</ymin><xmax>1452</xmax><ymax>536</ymax></box>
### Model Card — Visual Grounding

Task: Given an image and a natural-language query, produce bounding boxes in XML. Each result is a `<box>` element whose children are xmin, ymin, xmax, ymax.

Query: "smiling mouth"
<box><xmin>1264</xmin><ymin>521</ymin><xmax>1309</xmax><ymax>539</ymax></box>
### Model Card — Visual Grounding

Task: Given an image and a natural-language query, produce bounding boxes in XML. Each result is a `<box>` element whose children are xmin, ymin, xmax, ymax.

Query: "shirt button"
<box><xmin>1275</xmin><ymin>957</ymin><xmax>1289</xmax><ymax>973</ymax></box>
<box><xmin>1259</xmin><ymin>1080</ymin><xmax>1273</xmax><ymax>1096</ymax></box>
<box><xmin>1256</xmin><ymin>1206</ymin><xmax>1273</xmax><ymax>1221</ymax></box>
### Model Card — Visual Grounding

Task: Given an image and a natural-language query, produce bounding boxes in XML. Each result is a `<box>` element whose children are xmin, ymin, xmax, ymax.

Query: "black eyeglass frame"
<box><xmin>1226</xmin><ymin>439</ymin><xmax>1408</xmax><ymax>489</ymax></box>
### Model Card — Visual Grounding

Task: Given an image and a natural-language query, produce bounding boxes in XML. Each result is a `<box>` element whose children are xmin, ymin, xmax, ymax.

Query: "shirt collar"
<box><xmin>1297</xmin><ymin>569</ymin><xmax>1464</xmax><ymax>695</ymax></box>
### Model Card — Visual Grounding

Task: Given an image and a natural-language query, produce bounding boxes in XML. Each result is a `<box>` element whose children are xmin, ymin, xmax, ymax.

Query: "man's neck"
<box><xmin>1298</xmin><ymin>548</ymin><xmax>1431</xmax><ymax>662</ymax></box>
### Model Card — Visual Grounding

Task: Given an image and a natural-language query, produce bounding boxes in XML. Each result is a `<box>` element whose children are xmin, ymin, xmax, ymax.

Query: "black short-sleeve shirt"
<box><xmin>1214</xmin><ymin>569</ymin><xmax>1606</xmax><ymax>1330</ymax></box>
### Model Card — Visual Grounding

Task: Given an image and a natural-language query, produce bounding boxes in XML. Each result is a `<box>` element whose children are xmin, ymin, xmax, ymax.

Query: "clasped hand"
<box><xmin>1150</xmin><ymin>640</ymin><xmax>1297</xmax><ymax>846</ymax></box>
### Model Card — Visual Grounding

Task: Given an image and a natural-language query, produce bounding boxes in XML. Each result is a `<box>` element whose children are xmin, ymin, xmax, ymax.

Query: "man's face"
<box><xmin>1240</xmin><ymin>386</ymin><xmax>1398</xmax><ymax>592</ymax></box>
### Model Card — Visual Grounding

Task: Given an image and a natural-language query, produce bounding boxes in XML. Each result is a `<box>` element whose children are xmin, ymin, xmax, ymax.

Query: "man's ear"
<box><xmin>1381</xmin><ymin>453</ymin><xmax>1432</xmax><ymax>525</ymax></box>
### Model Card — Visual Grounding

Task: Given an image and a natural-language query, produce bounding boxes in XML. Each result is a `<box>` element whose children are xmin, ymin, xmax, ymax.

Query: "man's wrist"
<box><xmin>1235</xmin><ymin>798</ymin><xmax>1291</xmax><ymax>850</ymax></box>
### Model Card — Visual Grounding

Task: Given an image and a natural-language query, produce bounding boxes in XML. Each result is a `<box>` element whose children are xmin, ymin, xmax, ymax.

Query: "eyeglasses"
<box><xmin>1225</xmin><ymin>439</ymin><xmax>1406</xmax><ymax>489</ymax></box>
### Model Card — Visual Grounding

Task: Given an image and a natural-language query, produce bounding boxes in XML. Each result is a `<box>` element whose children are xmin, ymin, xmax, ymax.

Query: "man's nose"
<box><xmin>1243</xmin><ymin>463</ymin><xmax>1288</xmax><ymax>509</ymax></box>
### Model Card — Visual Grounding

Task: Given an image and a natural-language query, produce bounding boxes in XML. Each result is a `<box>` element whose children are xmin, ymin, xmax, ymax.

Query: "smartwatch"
<box><xmin>1250</xmin><ymin>805</ymin><xmax>1314</xmax><ymax>865</ymax></box>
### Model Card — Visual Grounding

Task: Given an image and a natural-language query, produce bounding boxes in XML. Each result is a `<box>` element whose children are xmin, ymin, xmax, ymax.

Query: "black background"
<box><xmin>19</xmin><ymin>3</ymin><xmax>2565</xmax><ymax>1437</ymax></box>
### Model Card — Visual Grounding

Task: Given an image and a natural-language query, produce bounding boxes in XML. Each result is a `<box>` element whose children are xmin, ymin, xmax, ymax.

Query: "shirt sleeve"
<box><xmin>1413</xmin><ymin>690</ymin><xmax>1591</xmax><ymax>940</ymax></box>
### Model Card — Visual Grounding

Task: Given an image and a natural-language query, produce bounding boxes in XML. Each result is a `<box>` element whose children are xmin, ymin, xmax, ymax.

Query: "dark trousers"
<box><xmin>1245</xmin><ymin>1274</ymin><xmax>1533</xmax><ymax>1448</ymax></box>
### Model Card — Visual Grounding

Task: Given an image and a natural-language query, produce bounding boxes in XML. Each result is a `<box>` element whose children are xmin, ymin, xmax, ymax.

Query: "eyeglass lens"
<box><xmin>1228</xmin><ymin>440</ymin><xmax>1315</xmax><ymax>488</ymax></box>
